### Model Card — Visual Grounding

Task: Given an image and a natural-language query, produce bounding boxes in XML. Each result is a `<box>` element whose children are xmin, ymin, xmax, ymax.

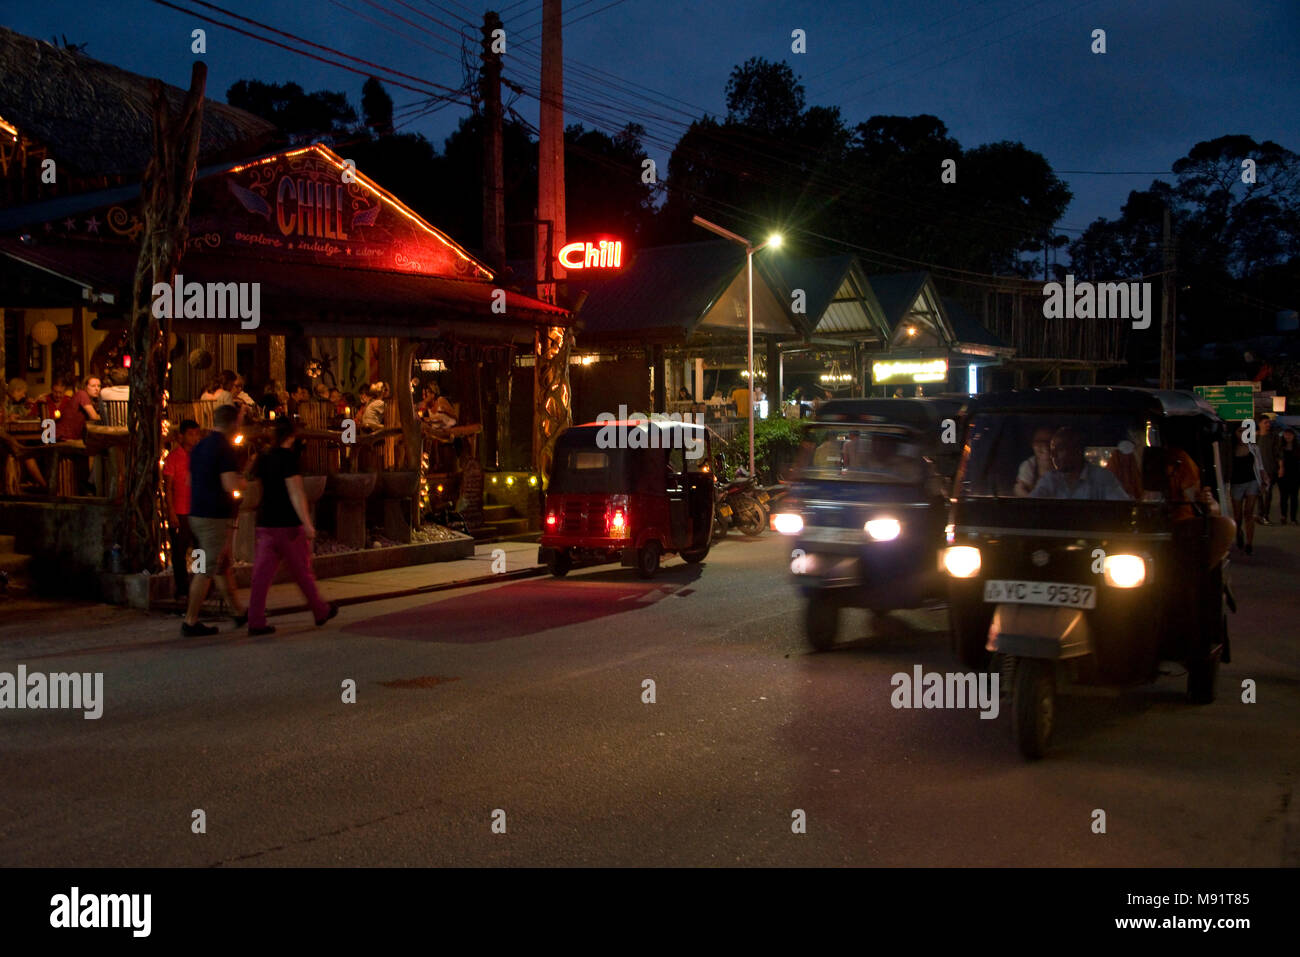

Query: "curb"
<box><xmin>266</xmin><ymin>564</ymin><xmax>548</xmax><ymax>618</ymax></box>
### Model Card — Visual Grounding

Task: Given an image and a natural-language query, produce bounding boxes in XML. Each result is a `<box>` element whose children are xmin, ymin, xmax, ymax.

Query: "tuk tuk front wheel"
<box><xmin>1187</xmin><ymin>609</ymin><xmax>1225</xmax><ymax>705</ymax></box>
<box><xmin>547</xmin><ymin>549</ymin><xmax>572</xmax><ymax>578</ymax></box>
<box><xmin>1011</xmin><ymin>657</ymin><xmax>1055</xmax><ymax>760</ymax></box>
<box><xmin>949</xmin><ymin>607</ymin><xmax>993</xmax><ymax>671</ymax></box>
<box><xmin>681</xmin><ymin>545</ymin><xmax>709</xmax><ymax>564</ymax></box>
<box><xmin>805</xmin><ymin>597</ymin><xmax>839</xmax><ymax>651</ymax></box>
<box><xmin>635</xmin><ymin>540</ymin><xmax>661</xmax><ymax>579</ymax></box>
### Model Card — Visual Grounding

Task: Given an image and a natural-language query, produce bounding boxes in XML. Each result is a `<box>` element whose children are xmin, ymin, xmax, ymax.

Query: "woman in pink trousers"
<box><xmin>246</xmin><ymin>417</ymin><xmax>338</xmax><ymax>635</ymax></box>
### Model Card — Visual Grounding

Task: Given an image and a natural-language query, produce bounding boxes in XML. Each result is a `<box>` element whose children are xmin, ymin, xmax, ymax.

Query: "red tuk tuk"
<box><xmin>538</xmin><ymin>419</ymin><xmax>715</xmax><ymax>578</ymax></box>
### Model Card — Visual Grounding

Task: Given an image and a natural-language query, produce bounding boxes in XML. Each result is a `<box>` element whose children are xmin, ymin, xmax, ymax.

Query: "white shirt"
<box><xmin>1030</xmin><ymin>463</ymin><xmax>1130</xmax><ymax>500</ymax></box>
<box><xmin>100</xmin><ymin>385</ymin><xmax>130</xmax><ymax>401</ymax></box>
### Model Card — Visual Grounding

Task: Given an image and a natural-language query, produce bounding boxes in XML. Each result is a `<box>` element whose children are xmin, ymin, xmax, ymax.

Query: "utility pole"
<box><xmin>536</xmin><ymin>0</ymin><xmax>565</xmax><ymax>304</ymax></box>
<box><xmin>1160</xmin><ymin>206</ymin><xmax>1175</xmax><ymax>390</ymax></box>
<box><xmin>532</xmin><ymin>0</ymin><xmax>571</xmax><ymax>479</ymax></box>
<box><xmin>480</xmin><ymin>11</ymin><xmax>506</xmax><ymax>274</ymax></box>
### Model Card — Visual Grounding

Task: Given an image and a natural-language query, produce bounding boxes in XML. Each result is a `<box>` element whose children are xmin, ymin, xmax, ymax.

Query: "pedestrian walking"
<box><xmin>1257</xmin><ymin>416</ymin><xmax>1279</xmax><ymax>524</ymax></box>
<box><xmin>1230</xmin><ymin>422</ymin><xmax>1266</xmax><ymax>555</ymax></box>
<box><xmin>1278</xmin><ymin>427</ymin><xmax>1300</xmax><ymax>525</ymax></box>
<box><xmin>182</xmin><ymin>404</ymin><xmax>247</xmax><ymax>635</ymax></box>
<box><xmin>245</xmin><ymin>417</ymin><xmax>337</xmax><ymax>636</ymax></box>
<box><xmin>163</xmin><ymin>418</ymin><xmax>201</xmax><ymax>602</ymax></box>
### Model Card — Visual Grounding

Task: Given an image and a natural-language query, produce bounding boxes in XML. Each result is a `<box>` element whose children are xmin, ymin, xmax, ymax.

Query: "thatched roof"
<box><xmin>0</xmin><ymin>26</ymin><xmax>277</xmax><ymax>180</ymax></box>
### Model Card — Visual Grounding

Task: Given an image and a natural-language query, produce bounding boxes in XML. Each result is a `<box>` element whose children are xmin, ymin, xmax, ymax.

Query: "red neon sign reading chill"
<box><xmin>558</xmin><ymin>240</ymin><xmax>623</xmax><ymax>270</ymax></box>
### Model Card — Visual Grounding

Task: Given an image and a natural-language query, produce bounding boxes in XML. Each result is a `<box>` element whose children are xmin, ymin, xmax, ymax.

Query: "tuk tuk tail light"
<box><xmin>1103</xmin><ymin>553</ymin><xmax>1146</xmax><ymax>588</ymax></box>
<box><xmin>607</xmin><ymin>495</ymin><xmax>630</xmax><ymax>538</ymax></box>
<box><xmin>773</xmin><ymin>512</ymin><xmax>804</xmax><ymax>535</ymax></box>
<box><xmin>865</xmin><ymin>518</ymin><xmax>901</xmax><ymax>541</ymax></box>
<box><xmin>546</xmin><ymin>513</ymin><xmax>557</xmax><ymax>527</ymax></box>
<box><xmin>943</xmin><ymin>545</ymin><xmax>981</xmax><ymax>578</ymax></box>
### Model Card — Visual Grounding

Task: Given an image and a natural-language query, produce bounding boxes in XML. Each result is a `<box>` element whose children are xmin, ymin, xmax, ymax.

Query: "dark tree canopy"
<box><xmin>361</xmin><ymin>76</ymin><xmax>395</xmax><ymax>138</ymax></box>
<box><xmin>226</xmin><ymin>79</ymin><xmax>358</xmax><ymax>142</ymax></box>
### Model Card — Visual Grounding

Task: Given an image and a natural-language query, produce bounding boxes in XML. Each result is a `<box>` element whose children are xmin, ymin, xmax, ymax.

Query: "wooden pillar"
<box><xmin>652</xmin><ymin>343</ymin><xmax>665</xmax><ymax>412</ymax></box>
<box><xmin>269</xmin><ymin>335</ymin><xmax>286</xmax><ymax>391</ymax></box>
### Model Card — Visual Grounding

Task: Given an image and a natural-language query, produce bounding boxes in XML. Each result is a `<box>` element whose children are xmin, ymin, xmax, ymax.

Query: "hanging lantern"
<box><xmin>188</xmin><ymin>348</ymin><xmax>212</xmax><ymax>370</ymax></box>
<box><xmin>32</xmin><ymin>320</ymin><xmax>59</xmax><ymax>346</ymax></box>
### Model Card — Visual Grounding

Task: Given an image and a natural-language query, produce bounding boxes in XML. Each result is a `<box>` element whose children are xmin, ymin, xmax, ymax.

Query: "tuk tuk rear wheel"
<box><xmin>635</xmin><ymin>541</ymin><xmax>661</xmax><ymax>579</ymax></box>
<box><xmin>548</xmin><ymin>550</ymin><xmax>572</xmax><ymax>578</ymax></box>
<box><xmin>1012</xmin><ymin>658</ymin><xmax>1055</xmax><ymax>760</ymax></box>
<box><xmin>805</xmin><ymin>598</ymin><xmax>839</xmax><ymax>651</ymax></box>
<box><xmin>681</xmin><ymin>545</ymin><xmax>709</xmax><ymax>564</ymax></box>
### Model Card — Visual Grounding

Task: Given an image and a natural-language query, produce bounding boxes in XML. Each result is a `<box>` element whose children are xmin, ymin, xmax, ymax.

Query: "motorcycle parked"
<box><xmin>723</xmin><ymin>469</ymin><xmax>768</xmax><ymax>537</ymax></box>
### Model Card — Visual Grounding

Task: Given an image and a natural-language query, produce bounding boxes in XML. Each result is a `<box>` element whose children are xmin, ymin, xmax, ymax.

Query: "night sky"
<box><xmin>3</xmin><ymin>0</ymin><xmax>1297</xmax><ymax>245</ymax></box>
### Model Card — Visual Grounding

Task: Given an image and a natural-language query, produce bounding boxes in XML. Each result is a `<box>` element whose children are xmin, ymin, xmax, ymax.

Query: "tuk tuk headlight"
<box><xmin>773</xmin><ymin>512</ymin><xmax>803</xmax><ymax>535</ymax></box>
<box><xmin>1103</xmin><ymin>553</ymin><xmax>1146</xmax><ymax>588</ymax></box>
<box><xmin>943</xmin><ymin>545</ymin><xmax>981</xmax><ymax>578</ymax></box>
<box><xmin>865</xmin><ymin>518</ymin><xmax>901</xmax><ymax>541</ymax></box>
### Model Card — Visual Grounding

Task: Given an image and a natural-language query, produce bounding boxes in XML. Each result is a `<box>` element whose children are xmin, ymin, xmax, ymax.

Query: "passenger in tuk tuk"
<box><xmin>1013</xmin><ymin>427</ymin><xmax>1055</xmax><ymax>497</ymax></box>
<box><xmin>1029</xmin><ymin>427</ymin><xmax>1130</xmax><ymax>500</ymax></box>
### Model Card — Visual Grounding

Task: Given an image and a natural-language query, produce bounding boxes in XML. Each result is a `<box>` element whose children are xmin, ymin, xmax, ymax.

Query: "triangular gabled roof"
<box><xmin>764</xmin><ymin>254</ymin><xmax>891</xmax><ymax>342</ymax></box>
<box><xmin>867</xmin><ymin>270</ymin><xmax>956</xmax><ymax>346</ymax></box>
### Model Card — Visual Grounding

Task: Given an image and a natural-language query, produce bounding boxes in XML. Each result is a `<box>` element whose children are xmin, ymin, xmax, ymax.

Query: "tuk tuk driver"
<box><xmin>1030</xmin><ymin>427</ymin><xmax>1131</xmax><ymax>500</ymax></box>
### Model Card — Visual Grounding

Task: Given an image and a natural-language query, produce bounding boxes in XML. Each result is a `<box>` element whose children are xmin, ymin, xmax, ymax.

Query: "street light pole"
<box><xmin>691</xmin><ymin>215</ymin><xmax>780</xmax><ymax>478</ymax></box>
<box><xmin>746</xmin><ymin>247</ymin><xmax>754</xmax><ymax>476</ymax></box>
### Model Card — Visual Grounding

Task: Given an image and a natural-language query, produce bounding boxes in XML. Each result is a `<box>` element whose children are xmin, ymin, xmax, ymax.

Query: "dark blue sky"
<box><xmin>4</xmin><ymin>0</ymin><xmax>1297</xmax><ymax>250</ymax></box>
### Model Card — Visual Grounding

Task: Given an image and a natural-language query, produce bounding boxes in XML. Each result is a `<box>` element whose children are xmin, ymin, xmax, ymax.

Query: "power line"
<box><xmin>147</xmin><ymin>0</ymin><xmax>471</xmax><ymax>100</ymax></box>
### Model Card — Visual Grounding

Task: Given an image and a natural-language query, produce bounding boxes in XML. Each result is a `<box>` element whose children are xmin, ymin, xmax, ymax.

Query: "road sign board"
<box><xmin>1195</xmin><ymin>385</ymin><xmax>1254</xmax><ymax>422</ymax></box>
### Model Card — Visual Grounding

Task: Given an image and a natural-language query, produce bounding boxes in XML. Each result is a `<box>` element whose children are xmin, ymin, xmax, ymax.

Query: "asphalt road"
<box><xmin>1</xmin><ymin>527</ymin><xmax>1297</xmax><ymax>867</ymax></box>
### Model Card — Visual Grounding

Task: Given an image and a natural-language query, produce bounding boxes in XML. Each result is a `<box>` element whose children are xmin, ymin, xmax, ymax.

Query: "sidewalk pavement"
<box><xmin>261</xmin><ymin>539</ymin><xmax>544</xmax><ymax>618</ymax></box>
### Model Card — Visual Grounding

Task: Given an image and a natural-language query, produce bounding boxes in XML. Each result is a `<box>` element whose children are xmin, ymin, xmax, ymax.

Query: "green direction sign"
<box><xmin>1195</xmin><ymin>385</ymin><xmax>1254</xmax><ymax>422</ymax></box>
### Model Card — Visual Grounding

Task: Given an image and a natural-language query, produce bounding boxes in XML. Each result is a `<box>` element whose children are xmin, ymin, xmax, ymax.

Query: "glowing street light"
<box><xmin>690</xmin><ymin>216</ymin><xmax>783</xmax><ymax>476</ymax></box>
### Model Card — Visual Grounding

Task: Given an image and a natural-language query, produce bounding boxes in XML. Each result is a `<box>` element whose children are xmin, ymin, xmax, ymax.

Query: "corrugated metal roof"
<box><xmin>942</xmin><ymin>297</ymin><xmax>1010</xmax><ymax>350</ymax></box>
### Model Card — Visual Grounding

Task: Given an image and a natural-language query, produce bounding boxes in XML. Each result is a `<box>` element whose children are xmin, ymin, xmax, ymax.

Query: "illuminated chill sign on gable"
<box><xmin>558</xmin><ymin>239</ymin><xmax>623</xmax><ymax>270</ymax></box>
<box><xmin>183</xmin><ymin>146</ymin><xmax>492</xmax><ymax>280</ymax></box>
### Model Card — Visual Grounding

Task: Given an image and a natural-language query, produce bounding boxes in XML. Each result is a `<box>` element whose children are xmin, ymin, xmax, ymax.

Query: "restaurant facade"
<box><xmin>0</xmin><ymin>34</ymin><xmax>569</xmax><ymax>599</ymax></box>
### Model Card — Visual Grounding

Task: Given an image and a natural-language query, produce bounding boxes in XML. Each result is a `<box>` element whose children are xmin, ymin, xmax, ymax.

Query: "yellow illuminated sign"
<box><xmin>873</xmin><ymin>358</ymin><xmax>948</xmax><ymax>384</ymax></box>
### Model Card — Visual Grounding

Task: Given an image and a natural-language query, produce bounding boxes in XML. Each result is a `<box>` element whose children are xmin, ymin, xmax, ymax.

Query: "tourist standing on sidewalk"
<box><xmin>182</xmin><ymin>404</ymin><xmax>247</xmax><ymax>636</ymax></box>
<box><xmin>245</xmin><ymin>417</ymin><xmax>337</xmax><ymax>636</ymax></box>
<box><xmin>1278</xmin><ymin>427</ymin><xmax>1300</xmax><ymax>525</ymax></box>
<box><xmin>163</xmin><ymin>419</ymin><xmax>201</xmax><ymax>602</ymax></box>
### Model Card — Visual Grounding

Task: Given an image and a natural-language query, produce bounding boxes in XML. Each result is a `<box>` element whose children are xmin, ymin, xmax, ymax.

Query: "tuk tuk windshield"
<box><xmin>957</xmin><ymin>412</ymin><xmax>1154</xmax><ymax>501</ymax></box>
<box><xmin>796</xmin><ymin>425</ymin><xmax>928</xmax><ymax>484</ymax></box>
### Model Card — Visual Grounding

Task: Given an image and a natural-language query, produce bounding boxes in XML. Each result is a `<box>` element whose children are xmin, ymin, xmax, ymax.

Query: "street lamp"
<box><xmin>691</xmin><ymin>215</ymin><xmax>782</xmax><ymax>477</ymax></box>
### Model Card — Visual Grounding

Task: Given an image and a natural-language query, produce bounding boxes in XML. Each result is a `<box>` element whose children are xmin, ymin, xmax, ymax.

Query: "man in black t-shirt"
<box><xmin>245</xmin><ymin>417</ymin><xmax>337</xmax><ymax>635</ymax></box>
<box><xmin>182</xmin><ymin>404</ymin><xmax>247</xmax><ymax>636</ymax></box>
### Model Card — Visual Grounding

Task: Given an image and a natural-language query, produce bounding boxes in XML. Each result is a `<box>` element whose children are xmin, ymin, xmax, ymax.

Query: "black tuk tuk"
<box><xmin>944</xmin><ymin>388</ymin><xmax>1237</xmax><ymax>758</ymax></box>
<box><xmin>775</xmin><ymin>397</ymin><xmax>964</xmax><ymax>650</ymax></box>
<box><xmin>539</xmin><ymin>419</ymin><xmax>714</xmax><ymax>578</ymax></box>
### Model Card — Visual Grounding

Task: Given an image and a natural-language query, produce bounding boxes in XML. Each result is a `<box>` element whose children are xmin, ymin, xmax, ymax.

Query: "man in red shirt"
<box><xmin>163</xmin><ymin>419</ymin><xmax>202</xmax><ymax>601</ymax></box>
<box><xmin>38</xmin><ymin>377</ymin><xmax>76</xmax><ymax>438</ymax></box>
